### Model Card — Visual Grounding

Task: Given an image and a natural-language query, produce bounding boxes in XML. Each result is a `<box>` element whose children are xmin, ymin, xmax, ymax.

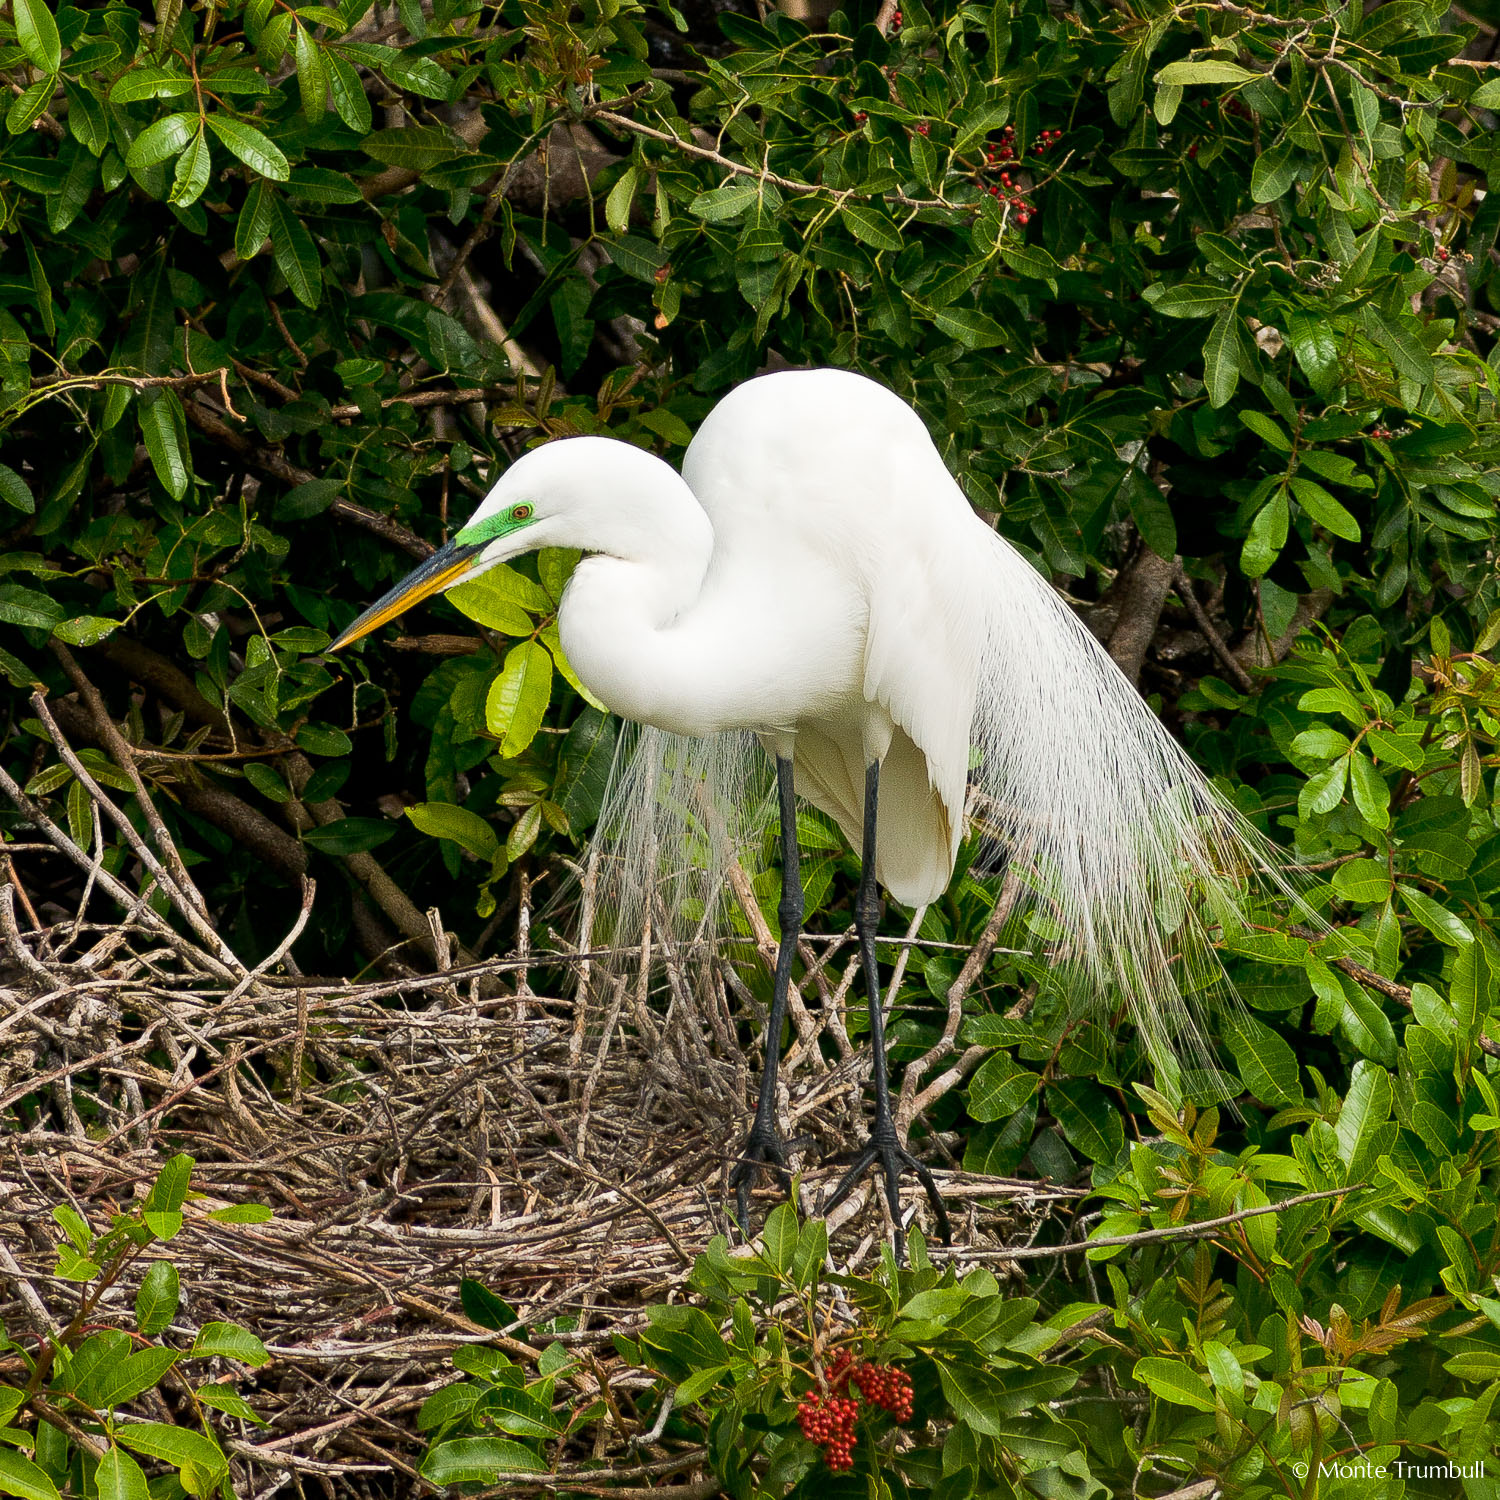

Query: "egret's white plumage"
<box><xmin>334</xmin><ymin>367</ymin><xmax>1291</xmax><ymax>1230</ymax></box>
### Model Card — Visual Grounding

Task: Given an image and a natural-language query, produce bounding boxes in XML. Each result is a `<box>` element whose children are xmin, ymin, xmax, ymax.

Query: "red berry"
<box><xmin>854</xmin><ymin>110</ymin><xmax>867</xmax><ymax>123</ymax></box>
<box><xmin>916</xmin><ymin>120</ymin><xmax>929</xmax><ymax>135</ymax></box>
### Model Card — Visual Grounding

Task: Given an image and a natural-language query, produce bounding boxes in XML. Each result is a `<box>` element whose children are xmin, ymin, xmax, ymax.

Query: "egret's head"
<box><xmin>331</xmin><ymin>436</ymin><xmax>679</xmax><ymax>650</ymax></box>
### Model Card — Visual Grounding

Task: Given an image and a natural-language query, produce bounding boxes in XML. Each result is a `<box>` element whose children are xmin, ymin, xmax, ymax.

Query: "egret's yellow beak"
<box><xmin>330</xmin><ymin>537</ymin><xmax>487</xmax><ymax>650</ymax></box>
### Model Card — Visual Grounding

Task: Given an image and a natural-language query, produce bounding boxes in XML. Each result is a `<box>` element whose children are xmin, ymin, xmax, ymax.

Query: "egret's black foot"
<box><xmin>821</xmin><ymin>1120</ymin><xmax>953</xmax><ymax>1253</ymax></box>
<box><xmin>729</xmin><ymin>1120</ymin><xmax>798</xmax><ymax>1235</ymax></box>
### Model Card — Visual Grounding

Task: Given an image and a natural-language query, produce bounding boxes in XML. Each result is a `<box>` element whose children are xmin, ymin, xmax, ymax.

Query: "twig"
<box><xmin>592</xmin><ymin>111</ymin><xmax>951</xmax><ymax>213</ymax></box>
<box><xmin>929</xmin><ymin>1184</ymin><xmax>1366</xmax><ymax>1260</ymax></box>
<box><xmin>1173</xmin><ymin>566</ymin><xmax>1256</xmax><ymax>694</ymax></box>
<box><xmin>50</xmin><ymin>642</ymin><xmax>212</xmax><ymax>916</ymax></box>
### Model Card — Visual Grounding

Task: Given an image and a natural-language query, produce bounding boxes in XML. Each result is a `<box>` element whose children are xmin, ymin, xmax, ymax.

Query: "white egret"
<box><xmin>333</xmin><ymin>368</ymin><xmax>1274</xmax><ymax>1243</ymax></box>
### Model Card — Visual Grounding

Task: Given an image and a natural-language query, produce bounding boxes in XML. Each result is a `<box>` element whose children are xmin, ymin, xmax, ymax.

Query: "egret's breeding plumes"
<box><xmin>333</xmin><ymin>368</ymin><xmax>1283</xmax><ymax>1244</ymax></box>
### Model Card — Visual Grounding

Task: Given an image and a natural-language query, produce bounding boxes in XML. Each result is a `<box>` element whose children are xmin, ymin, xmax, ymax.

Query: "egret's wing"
<box><xmin>851</xmin><ymin>508</ymin><xmax>981</xmax><ymax>905</ymax></box>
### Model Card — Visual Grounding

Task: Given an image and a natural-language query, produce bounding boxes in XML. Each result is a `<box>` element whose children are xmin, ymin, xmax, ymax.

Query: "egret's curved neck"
<box><xmin>557</xmin><ymin>482</ymin><xmax>722</xmax><ymax>735</ymax></box>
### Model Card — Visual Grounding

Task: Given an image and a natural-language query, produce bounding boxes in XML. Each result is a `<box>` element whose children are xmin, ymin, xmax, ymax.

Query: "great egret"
<box><xmin>333</xmin><ymin>368</ymin><xmax>1272</xmax><ymax>1243</ymax></box>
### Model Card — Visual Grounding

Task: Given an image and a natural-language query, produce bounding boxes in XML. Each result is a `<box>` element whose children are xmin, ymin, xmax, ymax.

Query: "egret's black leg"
<box><xmin>729</xmin><ymin>755</ymin><xmax>802</xmax><ymax>1232</ymax></box>
<box><xmin>822</xmin><ymin>761</ymin><xmax>953</xmax><ymax>1254</ymax></box>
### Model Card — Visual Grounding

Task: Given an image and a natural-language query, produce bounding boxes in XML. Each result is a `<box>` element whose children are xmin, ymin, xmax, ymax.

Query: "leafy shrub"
<box><xmin>0</xmin><ymin>1156</ymin><xmax>269</xmax><ymax>1500</ymax></box>
<box><xmin>3</xmin><ymin>0</ymin><xmax>1500</xmax><ymax>1491</ymax></box>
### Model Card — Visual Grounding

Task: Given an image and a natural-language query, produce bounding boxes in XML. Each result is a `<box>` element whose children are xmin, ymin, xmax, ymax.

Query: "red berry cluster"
<box><xmin>796</xmin><ymin>1393</ymin><xmax>858</xmax><ymax>1471</ymax></box>
<box><xmin>890</xmin><ymin>7</ymin><xmax>902</xmax><ymax>29</ymax></box>
<box><xmin>1371</xmin><ymin>426</ymin><xmax>1393</xmax><ymax>439</ymax></box>
<box><xmin>987</xmin><ymin>124</ymin><xmax>1019</xmax><ymax>164</ymax></box>
<box><xmin>1198</xmin><ymin>96</ymin><xmax>1252</xmax><ymax>119</ymax></box>
<box><xmin>854</xmin><ymin>109</ymin><xmax>867</xmax><ymax>124</ymax></box>
<box><xmin>1030</xmin><ymin>126</ymin><xmax>1063</xmax><ymax>154</ymax></box>
<box><xmin>850</xmin><ymin>1361</ymin><xmax>915</xmax><ymax>1421</ymax></box>
<box><xmin>796</xmin><ymin>1351</ymin><xmax>915</xmax><ymax>1471</ymax></box>
<box><xmin>1436</xmin><ymin>245</ymin><xmax>1450</xmax><ymax>262</ymax></box>
<box><xmin>916</xmin><ymin>119</ymin><xmax>930</xmax><ymax>136</ymax></box>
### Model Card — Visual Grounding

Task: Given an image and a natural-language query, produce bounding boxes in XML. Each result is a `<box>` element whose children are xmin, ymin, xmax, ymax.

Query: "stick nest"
<box><xmin>0</xmin><ymin>702</ymin><xmax>1073</xmax><ymax>1497</ymax></box>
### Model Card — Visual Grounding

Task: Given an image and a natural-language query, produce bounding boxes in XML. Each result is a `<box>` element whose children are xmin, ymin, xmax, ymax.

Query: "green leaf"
<box><xmin>296</xmin><ymin>722</ymin><xmax>352</xmax><ymax>756</ymax></box>
<box><xmin>1286</xmin><ymin>310</ymin><xmax>1340</xmax><ymax>399</ymax></box>
<box><xmin>485</xmin><ymin>640</ymin><xmax>553</xmax><ymax>757</ymax></box>
<box><xmin>967</xmin><ymin>1052</ymin><xmax>1040</xmax><ymax>1121</ymax></box>
<box><xmin>451</xmin><ymin>560</ymin><xmax>550</xmax><ymax>615</ymax></box>
<box><xmin>0</xmin><ymin>583</ymin><xmax>63</xmax><ymax>631</ymax></box>
<box><xmin>13</xmin><ymin>0</ymin><xmax>61</xmax><ymax>72</ymax></box>
<box><xmin>1299</xmin><ymin>758</ymin><xmax>1348</xmax><ymax>817</ymax></box>
<box><xmin>327</xmin><ymin>48</ymin><xmax>373</xmax><ymax>132</ymax></box>
<box><xmin>1290</xmin><ymin>475</ymin><xmax>1359</xmax><ymax>541</ymax></box>
<box><xmin>1400</xmin><ymin>885</ymin><xmax>1472</xmax><ymax>947</ymax></box>
<box><xmin>1238</xmin><ymin>410</ymin><xmax>1291</xmax><ymax>451</ymax></box>
<box><xmin>206</xmin><ymin>114</ymin><xmax>290</xmax><ymax>180</ymax></box>
<box><xmin>420</xmin><ymin>1439</ymin><xmax>546</xmax><ymax>1483</ymax></box>
<box><xmin>675</xmin><ymin>1363</ymin><xmax>730</xmax><ymax>1404</ymax></box>
<box><xmin>1202</xmin><ymin>309</ymin><xmax>1241</xmax><ymax>408</ymax></box>
<box><xmin>688</xmin><ymin>183</ymin><xmax>762</xmax><ymax>223</ymax></box>
<box><xmin>135</xmin><ymin>1261</ymin><xmax>180</xmax><ymax>1336</ymax></box>
<box><xmin>195</xmin><ymin>1383</ymin><xmax>267</xmax><ymax>1424</ymax></box>
<box><xmin>407</xmin><ymin>802</ymin><xmax>499</xmax><ymax>859</ymax></box>
<box><xmin>1222</xmin><ymin>1012</ymin><xmax>1300</xmax><ymax>1105</ymax></box>
<box><xmin>270</xmin><ymin>194</ymin><xmax>321</xmax><ymax>307</ymax></box>
<box><xmin>932</xmin><ymin>307</ymin><xmax>1007</xmax><ymax>349</ymax></box>
<box><xmin>445</xmin><ymin>578</ymin><xmax>531</xmax><ymax>634</ymax></box>
<box><xmin>0</xmin><ymin>1449</ymin><xmax>62</xmax><ymax>1500</ymax></box>
<box><xmin>79</xmin><ymin>1347</ymin><xmax>181</xmax><ymax>1409</ymax></box>
<box><xmin>605</xmin><ymin>164</ymin><xmax>639</xmax><ymax>234</ymax></box>
<box><xmin>1332</xmin><ymin>858</ymin><xmax>1392</xmax><ymax>904</ymax></box>
<box><xmin>147</xmin><ymin>1154</ymin><xmax>193</xmax><ymax>1213</ymax></box>
<box><xmin>1001</xmin><ymin>242</ymin><xmax>1061</xmax><ymax>283</ymax></box>
<box><xmin>761</xmin><ymin>1201</ymin><xmax>797</xmax><ymax>1273</ymax></box>
<box><xmin>205</xmin><ymin>1203</ymin><xmax>273</xmax><ymax>1223</ymax></box>
<box><xmin>53</xmin><ymin>1203</ymin><xmax>92</xmax><ymax>1252</ymax></box>
<box><xmin>1290</xmin><ymin>725</ymin><xmax>1351</xmax><ymax>760</ymax></box>
<box><xmin>110</xmin><ymin>68</ymin><xmax>194</xmax><ymax>104</ymax></box>
<box><xmin>191</xmin><ymin>1321</ymin><xmax>270</xmax><ymax>1366</ymax></box>
<box><xmin>7</xmin><ymin>77</ymin><xmax>52</xmax><ymax>135</ymax></box>
<box><xmin>115</xmin><ymin>1425</ymin><xmax>227</xmax><ymax>1480</ymax></box>
<box><xmin>302</xmin><ymin>817</ymin><xmax>394</xmax><ymax>854</ymax></box>
<box><xmin>842</xmin><ymin>203</ymin><xmax>903</xmax><ymax>251</ymax></box>
<box><xmin>1362</xmin><ymin>304</ymin><xmax>1434</xmax><ymax>385</ymax></box>
<box><xmin>1241</xmin><ymin>486</ymin><xmax>1288</xmax><ymax>578</ymax></box>
<box><xmin>362</xmin><ymin>124</ymin><xmax>463</xmax><ymax>170</ymax></box>
<box><xmin>126</xmin><ymin>113</ymin><xmax>199</xmax><ymax>171</ymax></box>
<box><xmin>1155</xmin><ymin>59</ymin><xmax>1256</xmax><ymax>85</ymax></box>
<box><xmin>235</xmin><ymin>177</ymin><xmax>274</xmax><ymax>261</ymax></box>
<box><xmin>94</xmin><ymin>1448</ymin><xmax>149</xmax><ymax>1500</ymax></box>
<box><xmin>1453</xmin><ymin>940</ymin><xmax>1496</xmax><ymax>1033</ymax></box>
<box><xmin>169</xmin><ymin>126</ymin><xmax>211</xmax><ymax>207</ymax></box>
<box><xmin>138</xmin><ymin>389</ymin><xmax>190</xmax><ymax>500</ymax></box>
<box><xmin>1134</xmin><ymin>1357</ymin><xmax>1217</xmax><ymax>1411</ymax></box>
<box><xmin>460</xmin><ymin>1277</ymin><xmax>520</xmax><ymax>1331</ymax></box>
<box><xmin>0</xmin><ymin>463</ymin><xmax>35</xmax><ymax>513</ymax></box>
<box><xmin>1049</xmin><ymin>1082</ymin><xmax>1124</xmax><ymax>1163</ymax></box>
<box><xmin>53</xmin><ymin>616</ymin><xmax>118</xmax><ymax>647</ymax></box>
<box><xmin>293</xmin><ymin>23</ymin><xmax>328</xmax><ymax>120</ymax></box>
<box><xmin>1147</xmin><ymin>282</ymin><xmax>1236</xmax><ymax>319</ymax></box>
<box><xmin>1250</xmin><ymin>139</ymin><xmax>1298</xmax><ymax>202</ymax></box>
<box><xmin>1347</xmin><ymin>752</ymin><xmax>1389</xmax><ymax>828</ymax></box>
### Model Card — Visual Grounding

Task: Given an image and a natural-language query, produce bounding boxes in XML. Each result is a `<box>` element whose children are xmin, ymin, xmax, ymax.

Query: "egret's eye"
<box><xmin>512</xmin><ymin>503</ymin><xmax>533</xmax><ymax>521</ymax></box>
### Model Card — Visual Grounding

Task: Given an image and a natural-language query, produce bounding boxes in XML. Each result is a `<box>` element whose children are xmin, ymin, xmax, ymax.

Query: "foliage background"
<box><xmin>2</xmin><ymin>0</ymin><xmax>1500</xmax><ymax>1493</ymax></box>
